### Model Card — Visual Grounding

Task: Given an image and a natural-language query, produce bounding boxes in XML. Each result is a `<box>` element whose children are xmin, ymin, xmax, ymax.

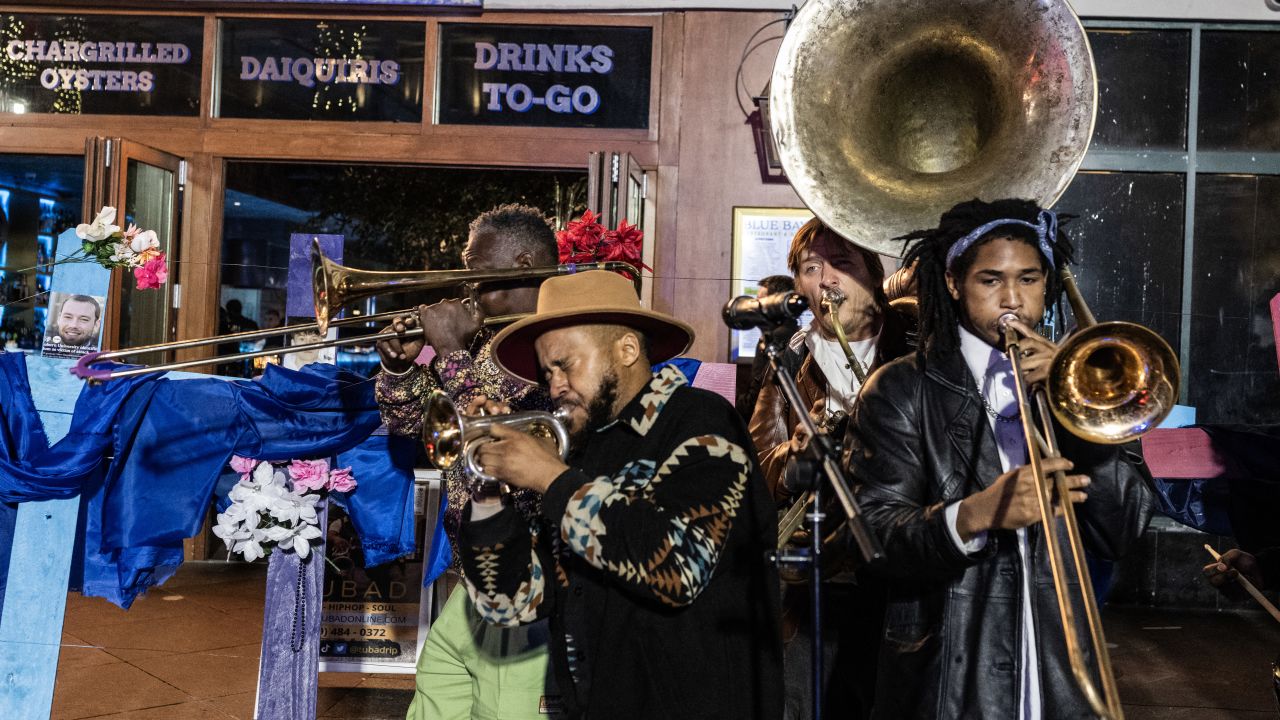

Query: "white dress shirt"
<box><xmin>801</xmin><ymin>323</ymin><xmax>878</xmax><ymax>416</ymax></box>
<box><xmin>943</xmin><ymin>324</ymin><xmax>1042</xmax><ymax>720</ymax></box>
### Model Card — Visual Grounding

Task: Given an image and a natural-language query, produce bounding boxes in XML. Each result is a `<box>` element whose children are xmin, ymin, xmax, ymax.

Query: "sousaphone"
<box><xmin>769</xmin><ymin>0</ymin><xmax>1097</xmax><ymax>257</ymax></box>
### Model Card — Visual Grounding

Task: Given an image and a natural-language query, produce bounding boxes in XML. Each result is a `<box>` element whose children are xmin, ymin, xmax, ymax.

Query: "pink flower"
<box><xmin>327</xmin><ymin>466</ymin><xmax>356</xmax><ymax>493</ymax></box>
<box><xmin>288</xmin><ymin>459</ymin><xmax>330</xmax><ymax>492</ymax></box>
<box><xmin>133</xmin><ymin>253</ymin><xmax>168</xmax><ymax>290</ymax></box>
<box><xmin>229</xmin><ymin>455</ymin><xmax>257</xmax><ymax>475</ymax></box>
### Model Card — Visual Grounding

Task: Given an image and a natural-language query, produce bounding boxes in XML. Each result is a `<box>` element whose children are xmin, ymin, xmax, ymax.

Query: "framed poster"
<box><xmin>729</xmin><ymin>207</ymin><xmax>813</xmax><ymax>361</ymax></box>
<box><xmin>318</xmin><ymin>470</ymin><xmax>442</xmax><ymax>674</ymax></box>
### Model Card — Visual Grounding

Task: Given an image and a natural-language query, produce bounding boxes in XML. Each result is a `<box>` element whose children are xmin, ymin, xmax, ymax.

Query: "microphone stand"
<box><xmin>764</xmin><ymin>338</ymin><xmax>884</xmax><ymax>720</ymax></box>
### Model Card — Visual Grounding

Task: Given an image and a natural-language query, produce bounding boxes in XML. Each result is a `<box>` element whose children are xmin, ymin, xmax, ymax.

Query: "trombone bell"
<box><xmin>1048</xmin><ymin>321</ymin><xmax>1180</xmax><ymax>445</ymax></box>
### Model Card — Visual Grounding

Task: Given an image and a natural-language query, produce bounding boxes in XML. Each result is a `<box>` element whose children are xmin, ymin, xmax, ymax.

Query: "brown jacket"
<box><xmin>747</xmin><ymin>308</ymin><xmax>913</xmax><ymax>502</ymax></box>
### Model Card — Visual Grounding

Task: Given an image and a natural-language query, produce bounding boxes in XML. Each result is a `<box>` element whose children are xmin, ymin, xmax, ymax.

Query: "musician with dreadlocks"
<box><xmin>844</xmin><ymin>198</ymin><xmax>1153</xmax><ymax>719</ymax></box>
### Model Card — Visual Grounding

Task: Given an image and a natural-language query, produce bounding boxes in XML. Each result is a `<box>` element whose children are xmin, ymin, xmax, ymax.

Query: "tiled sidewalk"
<box><xmin>49</xmin><ymin>560</ymin><xmax>1280</xmax><ymax>719</ymax></box>
<box><xmin>52</xmin><ymin>561</ymin><xmax>413</xmax><ymax>719</ymax></box>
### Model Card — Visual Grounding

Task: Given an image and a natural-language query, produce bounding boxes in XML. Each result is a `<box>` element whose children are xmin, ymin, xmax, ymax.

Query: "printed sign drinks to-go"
<box><xmin>217</xmin><ymin>18</ymin><xmax>425</xmax><ymax>122</ymax></box>
<box><xmin>437</xmin><ymin>23</ymin><xmax>652</xmax><ymax>129</ymax></box>
<box><xmin>0</xmin><ymin>13</ymin><xmax>202</xmax><ymax>116</ymax></box>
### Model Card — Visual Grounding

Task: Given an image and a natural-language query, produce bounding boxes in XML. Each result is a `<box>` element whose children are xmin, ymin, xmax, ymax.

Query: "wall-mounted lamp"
<box><xmin>748</xmin><ymin>81</ymin><xmax>788</xmax><ymax>184</ymax></box>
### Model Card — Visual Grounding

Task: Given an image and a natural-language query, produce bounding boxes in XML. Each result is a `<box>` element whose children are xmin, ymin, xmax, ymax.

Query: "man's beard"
<box><xmin>568</xmin><ymin>370</ymin><xmax>619</xmax><ymax>451</ymax></box>
<box><xmin>60</xmin><ymin>328</ymin><xmax>89</xmax><ymax>346</ymax></box>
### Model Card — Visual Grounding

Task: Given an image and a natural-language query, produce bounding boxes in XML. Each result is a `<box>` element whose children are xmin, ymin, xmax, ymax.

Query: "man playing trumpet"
<box><xmin>846</xmin><ymin>199</ymin><xmax>1154</xmax><ymax>719</ymax></box>
<box><xmin>457</xmin><ymin>270</ymin><xmax>783</xmax><ymax>720</ymax></box>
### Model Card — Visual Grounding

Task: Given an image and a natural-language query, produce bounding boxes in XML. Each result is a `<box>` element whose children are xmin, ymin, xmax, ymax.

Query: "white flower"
<box><xmin>76</xmin><ymin>206</ymin><xmax>120</xmax><ymax>242</ymax></box>
<box><xmin>233</xmin><ymin>536</ymin><xmax>266</xmax><ymax>562</ymax></box>
<box><xmin>129</xmin><ymin>229</ymin><xmax>159</xmax><ymax>255</ymax></box>
<box><xmin>108</xmin><ymin>242</ymin><xmax>135</xmax><ymax>264</ymax></box>
<box><xmin>216</xmin><ymin>461</ymin><xmax>328</xmax><ymax>562</ymax></box>
<box><xmin>264</xmin><ymin>521</ymin><xmax>323</xmax><ymax>559</ymax></box>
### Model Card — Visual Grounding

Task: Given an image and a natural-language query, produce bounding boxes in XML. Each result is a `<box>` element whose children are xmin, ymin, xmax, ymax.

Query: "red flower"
<box><xmin>133</xmin><ymin>253</ymin><xmax>168</xmax><ymax>290</ymax></box>
<box><xmin>556</xmin><ymin>213</ymin><xmax>650</xmax><ymax>273</ymax></box>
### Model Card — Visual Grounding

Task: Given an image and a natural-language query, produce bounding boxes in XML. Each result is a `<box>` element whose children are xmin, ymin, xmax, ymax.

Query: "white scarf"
<box><xmin>801</xmin><ymin>323</ymin><xmax>878</xmax><ymax>416</ymax></box>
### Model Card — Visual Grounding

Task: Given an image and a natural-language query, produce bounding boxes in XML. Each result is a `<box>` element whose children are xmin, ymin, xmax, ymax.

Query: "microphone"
<box><xmin>722</xmin><ymin>292</ymin><xmax>809</xmax><ymax>330</ymax></box>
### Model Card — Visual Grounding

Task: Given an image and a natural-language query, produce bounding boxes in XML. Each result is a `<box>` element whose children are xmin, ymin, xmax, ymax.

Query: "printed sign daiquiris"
<box><xmin>0</xmin><ymin>14</ymin><xmax>202</xmax><ymax>116</ymax></box>
<box><xmin>218</xmin><ymin>18</ymin><xmax>425</xmax><ymax>122</ymax></box>
<box><xmin>437</xmin><ymin>23</ymin><xmax>652</xmax><ymax>129</ymax></box>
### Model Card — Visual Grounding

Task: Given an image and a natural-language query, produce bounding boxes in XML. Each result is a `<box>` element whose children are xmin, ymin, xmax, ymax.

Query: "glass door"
<box><xmin>84</xmin><ymin>138</ymin><xmax>184</xmax><ymax>351</ymax></box>
<box><xmin>0</xmin><ymin>154</ymin><xmax>86</xmax><ymax>351</ymax></box>
<box><xmin>587</xmin><ymin>151</ymin><xmax>652</xmax><ymax>303</ymax></box>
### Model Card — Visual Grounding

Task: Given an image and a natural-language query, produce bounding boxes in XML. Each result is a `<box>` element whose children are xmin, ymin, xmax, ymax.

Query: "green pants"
<box><xmin>406</xmin><ymin>586</ymin><xmax>558</xmax><ymax>720</ymax></box>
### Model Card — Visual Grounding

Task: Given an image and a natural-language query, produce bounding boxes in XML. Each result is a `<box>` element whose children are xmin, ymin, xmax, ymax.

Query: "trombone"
<box><xmin>72</xmin><ymin>238</ymin><xmax>640</xmax><ymax>381</ymax></box>
<box><xmin>1001</xmin><ymin>266</ymin><xmax>1179</xmax><ymax>720</ymax></box>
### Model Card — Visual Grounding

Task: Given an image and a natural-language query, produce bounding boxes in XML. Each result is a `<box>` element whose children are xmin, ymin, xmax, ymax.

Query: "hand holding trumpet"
<box><xmin>465</xmin><ymin>396</ymin><xmax>568</xmax><ymax>495</ymax></box>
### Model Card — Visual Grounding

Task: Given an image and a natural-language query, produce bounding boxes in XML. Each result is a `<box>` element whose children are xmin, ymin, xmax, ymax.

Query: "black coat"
<box><xmin>845</xmin><ymin>346</ymin><xmax>1154</xmax><ymax>720</ymax></box>
<box><xmin>459</xmin><ymin>367</ymin><xmax>783</xmax><ymax>720</ymax></box>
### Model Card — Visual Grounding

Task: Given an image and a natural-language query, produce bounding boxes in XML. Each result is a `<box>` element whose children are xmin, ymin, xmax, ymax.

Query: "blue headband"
<box><xmin>944</xmin><ymin>209</ymin><xmax>1058</xmax><ymax>271</ymax></box>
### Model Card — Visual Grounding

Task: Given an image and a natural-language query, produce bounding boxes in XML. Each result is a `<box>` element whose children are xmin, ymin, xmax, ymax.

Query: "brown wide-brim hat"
<box><xmin>491</xmin><ymin>269</ymin><xmax>695</xmax><ymax>384</ymax></box>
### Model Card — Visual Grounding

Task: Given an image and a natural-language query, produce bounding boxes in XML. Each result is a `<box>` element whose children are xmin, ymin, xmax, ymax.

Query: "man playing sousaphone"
<box><xmin>747</xmin><ymin>218</ymin><xmax>911</xmax><ymax>719</ymax></box>
<box><xmin>847</xmin><ymin>198</ymin><xmax>1154</xmax><ymax>718</ymax></box>
<box><xmin>455</xmin><ymin>270</ymin><xmax>783</xmax><ymax>720</ymax></box>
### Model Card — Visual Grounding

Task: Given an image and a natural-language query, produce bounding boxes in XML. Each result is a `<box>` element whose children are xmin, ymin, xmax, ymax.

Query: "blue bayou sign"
<box><xmin>437</xmin><ymin>23</ymin><xmax>653</xmax><ymax>129</ymax></box>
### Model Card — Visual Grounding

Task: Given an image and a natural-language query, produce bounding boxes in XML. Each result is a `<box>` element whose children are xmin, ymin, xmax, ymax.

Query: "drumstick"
<box><xmin>1205</xmin><ymin>544</ymin><xmax>1280</xmax><ymax>624</ymax></box>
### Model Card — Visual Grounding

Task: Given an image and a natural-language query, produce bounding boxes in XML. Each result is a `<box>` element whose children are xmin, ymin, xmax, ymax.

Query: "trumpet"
<box><xmin>423</xmin><ymin>391</ymin><xmax>571</xmax><ymax>484</ymax></box>
<box><xmin>1000</xmin><ymin>266</ymin><xmax>1179</xmax><ymax>720</ymax></box>
<box><xmin>72</xmin><ymin>240</ymin><xmax>640</xmax><ymax>381</ymax></box>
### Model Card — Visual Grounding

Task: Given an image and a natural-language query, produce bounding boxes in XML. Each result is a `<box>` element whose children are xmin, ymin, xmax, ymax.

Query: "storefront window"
<box><xmin>0</xmin><ymin>13</ymin><xmax>202</xmax><ymax>116</ymax></box>
<box><xmin>1189</xmin><ymin>173</ymin><xmax>1280</xmax><ymax>424</ymax></box>
<box><xmin>1053</xmin><ymin>170</ymin><xmax>1185</xmax><ymax>351</ymax></box>
<box><xmin>0</xmin><ymin>154</ymin><xmax>84</xmax><ymax>350</ymax></box>
<box><xmin>1078</xmin><ymin>21</ymin><xmax>1280</xmax><ymax>425</ymax></box>
<box><xmin>1198</xmin><ymin>31</ymin><xmax>1280</xmax><ymax>152</ymax></box>
<box><xmin>1088</xmin><ymin>29</ymin><xmax>1190</xmax><ymax>151</ymax></box>
<box><xmin>219</xmin><ymin>161</ymin><xmax>587</xmax><ymax>377</ymax></box>
<box><xmin>216</xmin><ymin>18</ymin><xmax>425</xmax><ymax>122</ymax></box>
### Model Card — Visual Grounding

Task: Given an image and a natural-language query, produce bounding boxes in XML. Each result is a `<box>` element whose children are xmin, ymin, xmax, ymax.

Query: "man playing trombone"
<box><xmin>846</xmin><ymin>199</ymin><xmax>1154</xmax><ymax>719</ymax></box>
<box><xmin>455</xmin><ymin>270</ymin><xmax>783</xmax><ymax>720</ymax></box>
<box><xmin>375</xmin><ymin>203</ymin><xmax>561</xmax><ymax>719</ymax></box>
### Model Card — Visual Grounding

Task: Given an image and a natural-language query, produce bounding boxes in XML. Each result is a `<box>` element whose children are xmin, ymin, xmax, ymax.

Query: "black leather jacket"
<box><xmin>845</xmin><ymin>347</ymin><xmax>1154</xmax><ymax>720</ymax></box>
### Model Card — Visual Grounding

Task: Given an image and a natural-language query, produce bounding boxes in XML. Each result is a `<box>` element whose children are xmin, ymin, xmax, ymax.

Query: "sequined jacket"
<box><xmin>375</xmin><ymin>328</ymin><xmax>552</xmax><ymax>545</ymax></box>
<box><xmin>458</xmin><ymin>366</ymin><xmax>783</xmax><ymax>720</ymax></box>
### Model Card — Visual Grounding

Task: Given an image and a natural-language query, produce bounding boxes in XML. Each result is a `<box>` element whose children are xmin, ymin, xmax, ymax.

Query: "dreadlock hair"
<box><xmin>897</xmin><ymin>198</ymin><xmax>1075</xmax><ymax>357</ymax></box>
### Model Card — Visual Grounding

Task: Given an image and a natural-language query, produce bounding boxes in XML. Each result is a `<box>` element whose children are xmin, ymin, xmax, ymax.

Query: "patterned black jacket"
<box><xmin>459</xmin><ymin>366</ymin><xmax>784</xmax><ymax>720</ymax></box>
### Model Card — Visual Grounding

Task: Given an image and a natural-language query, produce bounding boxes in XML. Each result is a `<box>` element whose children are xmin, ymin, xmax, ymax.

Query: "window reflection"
<box><xmin>219</xmin><ymin>162</ymin><xmax>587</xmax><ymax>378</ymax></box>
<box><xmin>1088</xmin><ymin>29</ymin><xmax>1190</xmax><ymax>151</ymax></box>
<box><xmin>0</xmin><ymin>154</ymin><xmax>84</xmax><ymax>350</ymax></box>
<box><xmin>1199</xmin><ymin>32</ymin><xmax>1280</xmax><ymax>152</ymax></box>
<box><xmin>1051</xmin><ymin>171</ymin><xmax>1185</xmax><ymax>352</ymax></box>
<box><xmin>1190</xmin><ymin>173</ymin><xmax>1280</xmax><ymax>424</ymax></box>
